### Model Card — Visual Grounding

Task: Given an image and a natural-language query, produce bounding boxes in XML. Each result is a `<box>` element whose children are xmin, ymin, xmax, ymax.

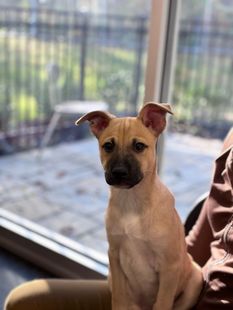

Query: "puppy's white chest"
<box><xmin>109</xmin><ymin>212</ymin><xmax>142</xmax><ymax>237</ymax></box>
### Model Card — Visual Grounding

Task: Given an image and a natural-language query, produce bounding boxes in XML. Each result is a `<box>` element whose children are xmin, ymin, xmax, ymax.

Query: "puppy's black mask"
<box><xmin>105</xmin><ymin>153</ymin><xmax>143</xmax><ymax>189</ymax></box>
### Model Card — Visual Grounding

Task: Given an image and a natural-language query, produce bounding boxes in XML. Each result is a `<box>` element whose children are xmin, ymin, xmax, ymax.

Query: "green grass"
<box><xmin>0</xmin><ymin>33</ymin><xmax>140</xmax><ymax>127</ymax></box>
<box><xmin>172</xmin><ymin>53</ymin><xmax>233</xmax><ymax>123</ymax></box>
<box><xmin>1</xmin><ymin>32</ymin><xmax>232</xmax><ymax>130</ymax></box>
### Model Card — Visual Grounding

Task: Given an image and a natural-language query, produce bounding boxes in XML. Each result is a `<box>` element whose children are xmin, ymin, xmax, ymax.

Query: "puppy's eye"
<box><xmin>133</xmin><ymin>142</ymin><xmax>147</xmax><ymax>153</ymax></box>
<box><xmin>102</xmin><ymin>142</ymin><xmax>115</xmax><ymax>153</ymax></box>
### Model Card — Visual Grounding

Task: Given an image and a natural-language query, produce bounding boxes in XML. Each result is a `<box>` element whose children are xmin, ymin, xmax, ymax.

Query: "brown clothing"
<box><xmin>187</xmin><ymin>136</ymin><xmax>233</xmax><ymax>309</ymax></box>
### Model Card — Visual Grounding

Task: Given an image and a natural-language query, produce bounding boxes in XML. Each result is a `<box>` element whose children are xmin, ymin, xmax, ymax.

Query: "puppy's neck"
<box><xmin>109</xmin><ymin>168</ymin><xmax>159</xmax><ymax>214</ymax></box>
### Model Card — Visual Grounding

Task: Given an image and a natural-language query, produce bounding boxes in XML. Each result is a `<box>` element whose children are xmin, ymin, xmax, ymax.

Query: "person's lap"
<box><xmin>5</xmin><ymin>279</ymin><xmax>111</xmax><ymax>310</ymax></box>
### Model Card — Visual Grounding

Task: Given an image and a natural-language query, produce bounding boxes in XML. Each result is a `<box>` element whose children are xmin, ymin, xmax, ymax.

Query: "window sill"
<box><xmin>0</xmin><ymin>209</ymin><xmax>108</xmax><ymax>279</ymax></box>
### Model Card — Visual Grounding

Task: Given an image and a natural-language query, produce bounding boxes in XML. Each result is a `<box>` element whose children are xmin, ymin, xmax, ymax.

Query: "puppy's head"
<box><xmin>75</xmin><ymin>102</ymin><xmax>173</xmax><ymax>189</ymax></box>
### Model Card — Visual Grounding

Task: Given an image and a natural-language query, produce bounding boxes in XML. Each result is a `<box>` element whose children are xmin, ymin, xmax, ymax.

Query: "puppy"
<box><xmin>76</xmin><ymin>102</ymin><xmax>203</xmax><ymax>310</ymax></box>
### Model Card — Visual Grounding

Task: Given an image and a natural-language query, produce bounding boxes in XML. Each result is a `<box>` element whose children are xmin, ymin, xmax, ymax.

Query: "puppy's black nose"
<box><xmin>111</xmin><ymin>166</ymin><xmax>128</xmax><ymax>179</ymax></box>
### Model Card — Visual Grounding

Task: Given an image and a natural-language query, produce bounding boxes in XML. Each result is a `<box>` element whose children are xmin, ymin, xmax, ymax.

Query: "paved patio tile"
<box><xmin>0</xmin><ymin>182</ymin><xmax>41</xmax><ymax>207</ymax></box>
<box><xmin>2</xmin><ymin>197</ymin><xmax>63</xmax><ymax>221</ymax></box>
<box><xmin>91</xmin><ymin>209</ymin><xmax>106</xmax><ymax>224</ymax></box>
<box><xmin>77</xmin><ymin>227</ymin><xmax>108</xmax><ymax>254</ymax></box>
<box><xmin>38</xmin><ymin>210</ymin><xmax>100</xmax><ymax>238</ymax></box>
<box><xmin>75</xmin><ymin>177</ymin><xmax>108</xmax><ymax>200</ymax></box>
<box><xmin>71</xmin><ymin>195</ymin><xmax>107</xmax><ymax>215</ymax></box>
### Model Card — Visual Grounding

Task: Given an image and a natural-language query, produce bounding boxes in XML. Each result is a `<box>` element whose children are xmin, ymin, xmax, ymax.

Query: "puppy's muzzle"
<box><xmin>105</xmin><ymin>156</ymin><xmax>143</xmax><ymax>188</ymax></box>
<box><xmin>112</xmin><ymin>166</ymin><xmax>128</xmax><ymax>180</ymax></box>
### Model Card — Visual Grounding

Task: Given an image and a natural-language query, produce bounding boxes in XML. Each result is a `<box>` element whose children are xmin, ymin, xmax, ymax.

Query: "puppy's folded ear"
<box><xmin>138</xmin><ymin>102</ymin><xmax>173</xmax><ymax>136</ymax></box>
<box><xmin>75</xmin><ymin>111</ymin><xmax>115</xmax><ymax>138</ymax></box>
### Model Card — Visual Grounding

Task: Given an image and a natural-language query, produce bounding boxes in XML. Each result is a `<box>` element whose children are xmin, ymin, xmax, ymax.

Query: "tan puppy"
<box><xmin>76</xmin><ymin>102</ymin><xmax>203</xmax><ymax>310</ymax></box>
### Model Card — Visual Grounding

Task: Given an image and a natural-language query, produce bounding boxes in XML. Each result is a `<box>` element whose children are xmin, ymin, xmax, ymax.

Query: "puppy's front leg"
<box><xmin>109</xmin><ymin>250</ymin><xmax>134</xmax><ymax>310</ymax></box>
<box><xmin>152</xmin><ymin>265</ymin><xmax>178</xmax><ymax>310</ymax></box>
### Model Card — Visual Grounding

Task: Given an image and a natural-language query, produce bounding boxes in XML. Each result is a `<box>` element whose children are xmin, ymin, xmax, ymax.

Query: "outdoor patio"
<box><xmin>0</xmin><ymin>132</ymin><xmax>222</xmax><ymax>255</ymax></box>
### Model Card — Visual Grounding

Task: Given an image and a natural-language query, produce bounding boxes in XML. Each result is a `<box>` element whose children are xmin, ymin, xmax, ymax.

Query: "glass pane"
<box><xmin>0</xmin><ymin>4</ymin><xmax>149</xmax><ymax>260</ymax></box>
<box><xmin>163</xmin><ymin>0</ymin><xmax>233</xmax><ymax>221</ymax></box>
<box><xmin>1</xmin><ymin>0</ymin><xmax>232</xmax><ymax>265</ymax></box>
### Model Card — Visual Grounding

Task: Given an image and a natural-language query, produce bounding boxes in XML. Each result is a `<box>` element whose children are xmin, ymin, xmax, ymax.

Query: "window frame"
<box><xmin>0</xmin><ymin>209</ymin><xmax>107</xmax><ymax>279</ymax></box>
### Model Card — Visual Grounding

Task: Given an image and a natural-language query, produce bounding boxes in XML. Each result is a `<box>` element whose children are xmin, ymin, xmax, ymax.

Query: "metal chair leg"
<box><xmin>40</xmin><ymin>112</ymin><xmax>61</xmax><ymax>149</ymax></box>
